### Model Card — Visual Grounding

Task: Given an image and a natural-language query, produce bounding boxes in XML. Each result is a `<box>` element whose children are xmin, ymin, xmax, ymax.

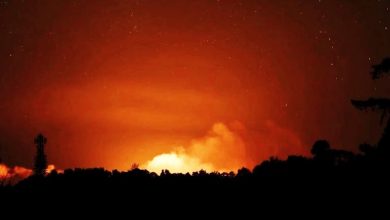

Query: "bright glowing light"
<box><xmin>145</xmin><ymin>148</ymin><xmax>214</xmax><ymax>174</ymax></box>
<box><xmin>144</xmin><ymin>122</ymin><xmax>249</xmax><ymax>173</ymax></box>
<box><xmin>46</xmin><ymin>164</ymin><xmax>56</xmax><ymax>174</ymax></box>
<box><xmin>149</xmin><ymin>153</ymin><xmax>183</xmax><ymax>169</ymax></box>
<box><xmin>0</xmin><ymin>163</ymin><xmax>32</xmax><ymax>185</ymax></box>
<box><xmin>0</xmin><ymin>163</ymin><xmax>62</xmax><ymax>184</ymax></box>
<box><xmin>0</xmin><ymin>164</ymin><xmax>9</xmax><ymax>179</ymax></box>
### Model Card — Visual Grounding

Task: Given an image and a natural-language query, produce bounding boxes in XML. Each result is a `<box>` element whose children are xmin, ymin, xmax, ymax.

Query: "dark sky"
<box><xmin>0</xmin><ymin>0</ymin><xmax>389</xmax><ymax>171</ymax></box>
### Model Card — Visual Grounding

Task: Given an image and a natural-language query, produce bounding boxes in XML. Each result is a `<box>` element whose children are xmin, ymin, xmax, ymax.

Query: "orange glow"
<box><xmin>46</xmin><ymin>164</ymin><xmax>64</xmax><ymax>174</ymax></box>
<box><xmin>144</xmin><ymin>123</ymin><xmax>247</xmax><ymax>173</ymax></box>
<box><xmin>12</xmin><ymin>166</ymin><xmax>33</xmax><ymax>179</ymax></box>
<box><xmin>0</xmin><ymin>163</ymin><xmax>32</xmax><ymax>185</ymax></box>
<box><xmin>0</xmin><ymin>163</ymin><xmax>63</xmax><ymax>184</ymax></box>
<box><xmin>46</xmin><ymin>164</ymin><xmax>56</xmax><ymax>174</ymax></box>
<box><xmin>143</xmin><ymin>121</ymin><xmax>308</xmax><ymax>173</ymax></box>
<box><xmin>0</xmin><ymin>164</ymin><xmax>8</xmax><ymax>179</ymax></box>
<box><xmin>145</xmin><ymin>149</ymin><xmax>213</xmax><ymax>173</ymax></box>
<box><xmin>5</xmin><ymin>1</ymin><xmax>384</xmax><ymax>172</ymax></box>
<box><xmin>0</xmin><ymin>1</ymin><xmax>313</xmax><ymax>171</ymax></box>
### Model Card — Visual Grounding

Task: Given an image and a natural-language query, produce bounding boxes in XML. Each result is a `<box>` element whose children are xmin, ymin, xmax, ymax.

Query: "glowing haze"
<box><xmin>0</xmin><ymin>163</ymin><xmax>61</xmax><ymax>184</ymax></box>
<box><xmin>0</xmin><ymin>1</ymin><xmax>389</xmax><ymax>172</ymax></box>
<box><xmin>144</xmin><ymin>123</ymin><xmax>245</xmax><ymax>173</ymax></box>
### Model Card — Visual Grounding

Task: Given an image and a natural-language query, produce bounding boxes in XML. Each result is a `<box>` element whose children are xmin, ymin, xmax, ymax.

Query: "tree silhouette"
<box><xmin>371</xmin><ymin>57</ymin><xmax>390</xmax><ymax>79</ymax></box>
<box><xmin>351</xmin><ymin>57</ymin><xmax>390</xmax><ymax>154</ymax></box>
<box><xmin>236</xmin><ymin>167</ymin><xmax>251</xmax><ymax>178</ymax></box>
<box><xmin>34</xmin><ymin>133</ymin><xmax>47</xmax><ymax>176</ymax></box>
<box><xmin>130</xmin><ymin>163</ymin><xmax>139</xmax><ymax>170</ymax></box>
<box><xmin>311</xmin><ymin>140</ymin><xmax>330</xmax><ymax>158</ymax></box>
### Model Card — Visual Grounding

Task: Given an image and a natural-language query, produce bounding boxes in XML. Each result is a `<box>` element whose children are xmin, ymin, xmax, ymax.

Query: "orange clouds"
<box><xmin>0</xmin><ymin>0</ymin><xmax>386</xmax><ymax>175</ymax></box>
<box><xmin>0</xmin><ymin>164</ymin><xmax>7</xmax><ymax>179</ymax></box>
<box><xmin>188</xmin><ymin>123</ymin><xmax>247</xmax><ymax>171</ymax></box>
<box><xmin>144</xmin><ymin>148</ymin><xmax>214</xmax><ymax>173</ymax></box>
<box><xmin>0</xmin><ymin>164</ymin><xmax>62</xmax><ymax>185</ymax></box>
<box><xmin>236</xmin><ymin>120</ymin><xmax>309</xmax><ymax>168</ymax></box>
<box><xmin>0</xmin><ymin>163</ymin><xmax>32</xmax><ymax>185</ymax></box>
<box><xmin>46</xmin><ymin>164</ymin><xmax>63</xmax><ymax>174</ymax></box>
<box><xmin>144</xmin><ymin>122</ymin><xmax>248</xmax><ymax>173</ymax></box>
<box><xmin>143</xmin><ymin>121</ymin><xmax>307</xmax><ymax>173</ymax></box>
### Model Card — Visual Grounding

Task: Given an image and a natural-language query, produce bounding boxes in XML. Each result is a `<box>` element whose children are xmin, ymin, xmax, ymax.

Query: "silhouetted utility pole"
<box><xmin>34</xmin><ymin>133</ymin><xmax>47</xmax><ymax>176</ymax></box>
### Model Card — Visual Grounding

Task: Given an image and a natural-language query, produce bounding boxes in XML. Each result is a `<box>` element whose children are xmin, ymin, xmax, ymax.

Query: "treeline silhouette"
<box><xmin>1</xmin><ymin>58</ymin><xmax>390</xmax><ymax>203</ymax></box>
<box><xmin>3</xmin><ymin>138</ymin><xmax>386</xmax><ymax>194</ymax></box>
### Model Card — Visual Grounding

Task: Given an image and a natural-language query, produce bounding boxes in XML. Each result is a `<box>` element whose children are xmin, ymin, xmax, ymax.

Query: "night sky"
<box><xmin>1</xmin><ymin>0</ymin><xmax>389</xmax><ymax>172</ymax></box>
